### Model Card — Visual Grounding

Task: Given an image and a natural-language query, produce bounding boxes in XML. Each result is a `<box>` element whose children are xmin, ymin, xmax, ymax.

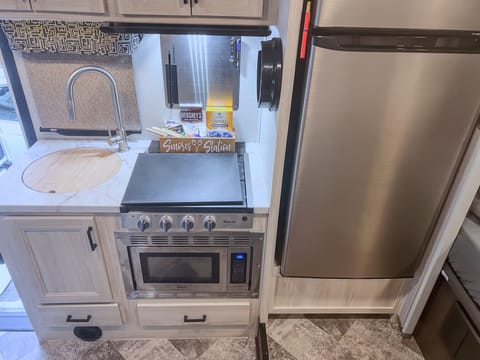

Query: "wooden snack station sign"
<box><xmin>159</xmin><ymin>137</ymin><xmax>235</xmax><ymax>153</ymax></box>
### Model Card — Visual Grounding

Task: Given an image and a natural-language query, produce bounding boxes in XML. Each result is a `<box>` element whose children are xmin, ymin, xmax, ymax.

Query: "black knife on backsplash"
<box><xmin>165</xmin><ymin>50</ymin><xmax>179</xmax><ymax>108</ymax></box>
<box><xmin>39</xmin><ymin>128</ymin><xmax>142</xmax><ymax>137</ymax></box>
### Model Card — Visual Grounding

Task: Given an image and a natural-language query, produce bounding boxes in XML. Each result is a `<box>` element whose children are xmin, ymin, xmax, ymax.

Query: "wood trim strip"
<box><xmin>270</xmin><ymin>306</ymin><xmax>395</xmax><ymax>314</ymax></box>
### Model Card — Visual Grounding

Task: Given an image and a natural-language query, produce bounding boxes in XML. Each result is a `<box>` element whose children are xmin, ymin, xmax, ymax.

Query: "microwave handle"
<box><xmin>184</xmin><ymin>315</ymin><xmax>207</xmax><ymax>323</ymax></box>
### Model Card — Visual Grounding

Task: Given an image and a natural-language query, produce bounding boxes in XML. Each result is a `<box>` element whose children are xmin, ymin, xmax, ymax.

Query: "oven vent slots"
<box><xmin>213</xmin><ymin>235</ymin><xmax>230</xmax><ymax>245</ymax></box>
<box><xmin>129</xmin><ymin>235</ymin><xmax>148</xmax><ymax>245</ymax></box>
<box><xmin>232</xmin><ymin>235</ymin><xmax>250</xmax><ymax>245</ymax></box>
<box><xmin>172</xmin><ymin>236</ymin><xmax>189</xmax><ymax>245</ymax></box>
<box><xmin>150</xmin><ymin>236</ymin><xmax>169</xmax><ymax>245</ymax></box>
<box><xmin>192</xmin><ymin>236</ymin><xmax>210</xmax><ymax>245</ymax></box>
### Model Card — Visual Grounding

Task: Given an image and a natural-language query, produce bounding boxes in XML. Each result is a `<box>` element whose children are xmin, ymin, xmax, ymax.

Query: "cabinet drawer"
<box><xmin>38</xmin><ymin>304</ymin><xmax>122</xmax><ymax>327</ymax></box>
<box><xmin>137</xmin><ymin>302</ymin><xmax>250</xmax><ymax>327</ymax></box>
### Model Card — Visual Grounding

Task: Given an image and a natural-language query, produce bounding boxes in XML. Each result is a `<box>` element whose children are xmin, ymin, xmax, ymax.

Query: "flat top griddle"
<box><xmin>122</xmin><ymin>153</ymin><xmax>244</xmax><ymax>207</ymax></box>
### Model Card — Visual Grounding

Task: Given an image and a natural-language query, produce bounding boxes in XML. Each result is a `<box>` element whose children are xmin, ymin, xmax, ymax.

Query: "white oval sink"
<box><xmin>22</xmin><ymin>147</ymin><xmax>122</xmax><ymax>194</ymax></box>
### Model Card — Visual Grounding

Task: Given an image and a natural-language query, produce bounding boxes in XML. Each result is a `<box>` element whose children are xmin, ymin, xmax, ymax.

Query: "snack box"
<box><xmin>206</xmin><ymin>106</ymin><xmax>233</xmax><ymax>131</ymax></box>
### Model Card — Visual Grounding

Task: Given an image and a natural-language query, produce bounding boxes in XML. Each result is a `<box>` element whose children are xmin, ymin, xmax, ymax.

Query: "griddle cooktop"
<box><xmin>121</xmin><ymin>152</ymin><xmax>250</xmax><ymax>213</ymax></box>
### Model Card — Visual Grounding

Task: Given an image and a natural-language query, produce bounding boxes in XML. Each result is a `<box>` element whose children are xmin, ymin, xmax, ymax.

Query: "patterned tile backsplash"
<box><xmin>20</xmin><ymin>52</ymin><xmax>141</xmax><ymax>132</ymax></box>
<box><xmin>0</xmin><ymin>21</ymin><xmax>142</xmax><ymax>56</ymax></box>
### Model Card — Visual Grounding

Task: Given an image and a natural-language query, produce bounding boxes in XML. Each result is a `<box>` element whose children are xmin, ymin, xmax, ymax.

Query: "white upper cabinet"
<box><xmin>116</xmin><ymin>0</ymin><xmax>263</xmax><ymax>18</ymax></box>
<box><xmin>116</xmin><ymin>0</ymin><xmax>191</xmax><ymax>16</ymax></box>
<box><xmin>191</xmin><ymin>0</ymin><xmax>263</xmax><ymax>18</ymax></box>
<box><xmin>4</xmin><ymin>216</ymin><xmax>112</xmax><ymax>304</ymax></box>
<box><xmin>0</xmin><ymin>0</ymin><xmax>269</xmax><ymax>22</ymax></box>
<box><xmin>31</xmin><ymin>0</ymin><xmax>105</xmax><ymax>14</ymax></box>
<box><xmin>0</xmin><ymin>0</ymin><xmax>32</xmax><ymax>11</ymax></box>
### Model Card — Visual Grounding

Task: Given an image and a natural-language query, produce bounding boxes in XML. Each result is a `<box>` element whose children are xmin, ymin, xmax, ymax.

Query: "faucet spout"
<box><xmin>65</xmin><ymin>65</ymin><xmax>129</xmax><ymax>152</ymax></box>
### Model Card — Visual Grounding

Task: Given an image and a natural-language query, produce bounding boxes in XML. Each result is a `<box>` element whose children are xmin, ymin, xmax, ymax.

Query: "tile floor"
<box><xmin>0</xmin><ymin>332</ymin><xmax>256</xmax><ymax>360</ymax></box>
<box><xmin>0</xmin><ymin>316</ymin><xmax>424</xmax><ymax>360</ymax></box>
<box><xmin>267</xmin><ymin>316</ymin><xmax>424</xmax><ymax>360</ymax></box>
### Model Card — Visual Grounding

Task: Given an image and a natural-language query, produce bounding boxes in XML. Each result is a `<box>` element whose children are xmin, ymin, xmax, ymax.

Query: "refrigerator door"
<box><xmin>282</xmin><ymin>38</ymin><xmax>480</xmax><ymax>278</ymax></box>
<box><xmin>315</xmin><ymin>0</ymin><xmax>480</xmax><ymax>31</ymax></box>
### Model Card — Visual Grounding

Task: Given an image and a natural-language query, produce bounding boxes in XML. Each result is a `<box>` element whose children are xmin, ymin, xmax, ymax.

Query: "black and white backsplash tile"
<box><xmin>0</xmin><ymin>20</ymin><xmax>142</xmax><ymax>56</ymax></box>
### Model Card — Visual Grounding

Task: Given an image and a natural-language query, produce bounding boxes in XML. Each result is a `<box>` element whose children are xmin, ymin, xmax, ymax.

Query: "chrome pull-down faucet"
<box><xmin>65</xmin><ymin>65</ymin><xmax>129</xmax><ymax>152</ymax></box>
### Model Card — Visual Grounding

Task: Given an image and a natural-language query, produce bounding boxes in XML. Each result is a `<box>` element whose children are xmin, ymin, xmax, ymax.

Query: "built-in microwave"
<box><xmin>115</xmin><ymin>231</ymin><xmax>263</xmax><ymax>298</ymax></box>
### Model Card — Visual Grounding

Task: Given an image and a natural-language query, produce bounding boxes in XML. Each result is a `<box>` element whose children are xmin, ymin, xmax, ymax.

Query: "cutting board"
<box><xmin>22</xmin><ymin>147</ymin><xmax>121</xmax><ymax>193</ymax></box>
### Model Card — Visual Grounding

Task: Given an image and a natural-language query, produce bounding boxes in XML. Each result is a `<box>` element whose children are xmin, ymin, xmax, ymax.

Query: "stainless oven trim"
<box><xmin>121</xmin><ymin>213</ymin><xmax>254</xmax><ymax>232</ymax></box>
<box><xmin>116</xmin><ymin>234</ymin><xmax>136</xmax><ymax>297</ymax></box>
<box><xmin>115</xmin><ymin>231</ymin><xmax>263</xmax><ymax>299</ymax></box>
<box><xmin>130</xmin><ymin>246</ymin><xmax>228</xmax><ymax>293</ymax></box>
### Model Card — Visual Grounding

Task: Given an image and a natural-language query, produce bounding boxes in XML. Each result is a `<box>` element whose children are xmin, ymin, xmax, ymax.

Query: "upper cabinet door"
<box><xmin>117</xmin><ymin>0</ymin><xmax>191</xmax><ymax>16</ymax></box>
<box><xmin>0</xmin><ymin>0</ymin><xmax>32</xmax><ymax>11</ymax></box>
<box><xmin>4</xmin><ymin>216</ymin><xmax>112</xmax><ymax>304</ymax></box>
<box><xmin>30</xmin><ymin>0</ymin><xmax>105</xmax><ymax>14</ymax></box>
<box><xmin>191</xmin><ymin>0</ymin><xmax>263</xmax><ymax>18</ymax></box>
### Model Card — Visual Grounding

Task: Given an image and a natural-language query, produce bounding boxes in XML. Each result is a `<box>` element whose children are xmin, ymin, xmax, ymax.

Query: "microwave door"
<box><xmin>130</xmin><ymin>247</ymin><xmax>227</xmax><ymax>293</ymax></box>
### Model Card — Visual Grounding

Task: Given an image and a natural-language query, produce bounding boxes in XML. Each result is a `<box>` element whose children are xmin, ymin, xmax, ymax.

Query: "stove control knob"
<box><xmin>181</xmin><ymin>216</ymin><xmax>195</xmax><ymax>232</ymax></box>
<box><xmin>203</xmin><ymin>216</ymin><xmax>217</xmax><ymax>232</ymax></box>
<box><xmin>159</xmin><ymin>216</ymin><xmax>173</xmax><ymax>232</ymax></box>
<box><xmin>137</xmin><ymin>216</ymin><xmax>151</xmax><ymax>232</ymax></box>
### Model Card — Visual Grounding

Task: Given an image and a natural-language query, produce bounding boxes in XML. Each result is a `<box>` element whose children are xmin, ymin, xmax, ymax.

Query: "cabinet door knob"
<box><xmin>87</xmin><ymin>226</ymin><xmax>97</xmax><ymax>251</ymax></box>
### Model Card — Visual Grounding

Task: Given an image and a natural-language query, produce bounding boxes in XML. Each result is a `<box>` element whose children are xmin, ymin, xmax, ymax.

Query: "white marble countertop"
<box><xmin>0</xmin><ymin>139</ymin><xmax>270</xmax><ymax>214</ymax></box>
<box><xmin>0</xmin><ymin>139</ymin><xmax>149</xmax><ymax>214</ymax></box>
<box><xmin>245</xmin><ymin>150</ymin><xmax>270</xmax><ymax>215</ymax></box>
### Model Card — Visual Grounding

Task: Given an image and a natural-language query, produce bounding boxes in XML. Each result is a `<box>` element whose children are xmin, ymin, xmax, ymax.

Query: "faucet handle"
<box><xmin>107</xmin><ymin>129</ymin><xmax>122</xmax><ymax>146</ymax></box>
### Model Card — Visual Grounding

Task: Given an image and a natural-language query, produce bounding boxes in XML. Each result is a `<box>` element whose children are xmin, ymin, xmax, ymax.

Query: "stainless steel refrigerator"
<box><xmin>278</xmin><ymin>0</ymin><xmax>480</xmax><ymax>278</ymax></box>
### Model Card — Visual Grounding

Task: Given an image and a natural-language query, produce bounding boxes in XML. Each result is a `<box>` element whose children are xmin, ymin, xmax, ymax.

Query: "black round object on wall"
<box><xmin>257</xmin><ymin>38</ymin><xmax>283</xmax><ymax>111</ymax></box>
<box><xmin>73</xmin><ymin>326</ymin><xmax>102</xmax><ymax>342</ymax></box>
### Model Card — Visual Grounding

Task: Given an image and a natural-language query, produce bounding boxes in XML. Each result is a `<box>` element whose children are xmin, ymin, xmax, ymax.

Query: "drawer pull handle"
<box><xmin>66</xmin><ymin>315</ymin><xmax>92</xmax><ymax>323</ymax></box>
<box><xmin>184</xmin><ymin>315</ymin><xmax>207</xmax><ymax>323</ymax></box>
<box><xmin>87</xmin><ymin>227</ymin><xmax>97</xmax><ymax>252</ymax></box>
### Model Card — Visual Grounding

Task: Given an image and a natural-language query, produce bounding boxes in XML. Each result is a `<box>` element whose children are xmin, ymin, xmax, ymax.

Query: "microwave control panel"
<box><xmin>230</xmin><ymin>252</ymin><xmax>248</xmax><ymax>284</ymax></box>
<box><xmin>121</xmin><ymin>213</ymin><xmax>253</xmax><ymax>232</ymax></box>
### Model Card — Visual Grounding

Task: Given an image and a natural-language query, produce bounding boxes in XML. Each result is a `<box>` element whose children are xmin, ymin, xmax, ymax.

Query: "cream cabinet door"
<box><xmin>0</xmin><ymin>0</ymin><xmax>32</xmax><ymax>11</ymax></box>
<box><xmin>191</xmin><ymin>0</ymin><xmax>262</xmax><ymax>18</ymax></box>
<box><xmin>3</xmin><ymin>216</ymin><xmax>112</xmax><ymax>304</ymax></box>
<box><xmin>117</xmin><ymin>0</ymin><xmax>191</xmax><ymax>16</ymax></box>
<box><xmin>30</xmin><ymin>0</ymin><xmax>105</xmax><ymax>14</ymax></box>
